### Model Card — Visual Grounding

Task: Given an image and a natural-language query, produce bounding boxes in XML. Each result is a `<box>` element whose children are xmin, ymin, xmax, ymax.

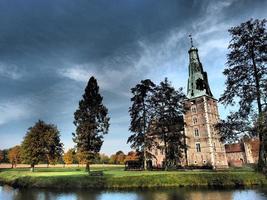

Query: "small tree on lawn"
<box><xmin>73</xmin><ymin>76</ymin><xmax>109</xmax><ymax>172</ymax></box>
<box><xmin>63</xmin><ymin>148</ymin><xmax>76</xmax><ymax>165</ymax></box>
<box><xmin>8</xmin><ymin>145</ymin><xmax>21</xmax><ymax>168</ymax></box>
<box><xmin>21</xmin><ymin>120</ymin><xmax>63</xmax><ymax>171</ymax></box>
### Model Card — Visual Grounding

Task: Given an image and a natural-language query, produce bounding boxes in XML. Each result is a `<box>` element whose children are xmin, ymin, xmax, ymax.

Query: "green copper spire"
<box><xmin>187</xmin><ymin>37</ymin><xmax>213</xmax><ymax>99</ymax></box>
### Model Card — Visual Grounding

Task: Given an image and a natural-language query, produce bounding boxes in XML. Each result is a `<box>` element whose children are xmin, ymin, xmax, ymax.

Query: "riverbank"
<box><xmin>0</xmin><ymin>165</ymin><xmax>266</xmax><ymax>189</ymax></box>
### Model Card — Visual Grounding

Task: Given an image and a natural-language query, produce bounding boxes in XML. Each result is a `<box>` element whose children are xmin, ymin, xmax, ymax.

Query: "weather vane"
<box><xmin>189</xmin><ymin>34</ymin><xmax>194</xmax><ymax>47</ymax></box>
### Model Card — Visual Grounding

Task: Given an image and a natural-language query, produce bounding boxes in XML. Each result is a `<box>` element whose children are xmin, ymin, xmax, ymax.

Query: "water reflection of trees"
<box><xmin>3</xmin><ymin>186</ymin><xmax>267</xmax><ymax>200</ymax></box>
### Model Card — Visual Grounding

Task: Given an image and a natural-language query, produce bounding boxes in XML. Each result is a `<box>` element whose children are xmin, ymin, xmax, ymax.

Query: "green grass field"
<box><xmin>0</xmin><ymin>165</ymin><xmax>266</xmax><ymax>189</ymax></box>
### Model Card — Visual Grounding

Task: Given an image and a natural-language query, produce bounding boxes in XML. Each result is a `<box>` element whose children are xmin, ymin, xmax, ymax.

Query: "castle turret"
<box><xmin>187</xmin><ymin>45</ymin><xmax>213</xmax><ymax>99</ymax></box>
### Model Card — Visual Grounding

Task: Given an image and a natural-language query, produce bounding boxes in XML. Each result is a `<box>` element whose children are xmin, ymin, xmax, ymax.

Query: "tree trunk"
<box><xmin>164</xmin><ymin>134</ymin><xmax>168</xmax><ymax>171</ymax></box>
<box><xmin>143</xmin><ymin>102</ymin><xmax>147</xmax><ymax>171</ymax></box>
<box><xmin>85</xmin><ymin>162</ymin><xmax>90</xmax><ymax>173</ymax></box>
<box><xmin>257</xmin><ymin>114</ymin><xmax>266</xmax><ymax>171</ymax></box>
<box><xmin>251</xmin><ymin>49</ymin><xmax>266</xmax><ymax>171</ymax></box>
<box><xmin>30</xmin><ymin>164</ymin><xmax>35</xmax><ymax>172</ymax></box>
<box><xmin>144</xmin><ymin>147</ymin><xmax>147</xmax><ymax>171</ymax></box>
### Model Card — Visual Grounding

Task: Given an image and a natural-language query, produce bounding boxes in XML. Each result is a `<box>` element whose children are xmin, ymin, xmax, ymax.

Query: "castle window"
<box><xmin>196</xmin><ymin>143</ymin><xmax>201</xmax><ymax>152</ymax></box>
<box><xmin>191</xmin><ymin>106</ymin><xmax>197</xmax><ymax>113</ymax></box>
<box><xmin>193</xmin><ymin>117</ymin><xmax>197</xmax><ymax>124</ymax></box>
<box><xmin>194</xmin><ymin>128</ymin><xmax>199</xmax><ymax>137</ymax></box>
<box><xmin>160</xmin><ymin>149</ymin><xmax>164</xmax><ymax>155</ymax></box>
<box><xmin>213</xmin><ymin>143</ymin><xmax>216</xmax><ymax>152</ymax></box>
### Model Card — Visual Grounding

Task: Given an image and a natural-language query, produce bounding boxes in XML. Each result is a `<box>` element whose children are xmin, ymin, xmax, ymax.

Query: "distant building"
<box><xmin>225</xmin><ymin>138</ymin><xmax>259</xmax><ymax>167</ymax></box>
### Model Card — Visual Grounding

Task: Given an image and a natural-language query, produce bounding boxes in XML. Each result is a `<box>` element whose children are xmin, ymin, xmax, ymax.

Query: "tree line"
<box><xmin>0</xmin><ymin>18</ymin><xmax>266</xmax><ymax>172</ymax></box>
<box><xmin>0</xmin><ymin>147</ymin><xmax>133</xmax><ymax>167</ymax></box>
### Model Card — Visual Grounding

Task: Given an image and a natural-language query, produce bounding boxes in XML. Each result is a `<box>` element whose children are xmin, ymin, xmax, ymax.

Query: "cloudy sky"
<box><xmin>0</xmin><ymin>0</ymin><xmax>266</xmax><ymax>155</ymax></box>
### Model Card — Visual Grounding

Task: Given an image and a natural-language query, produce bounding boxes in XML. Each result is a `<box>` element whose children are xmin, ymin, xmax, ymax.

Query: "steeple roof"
<box><xmin>187</xmin><ymin>43</ymin><xmax>213</xmax><ymax>99</ymax></box>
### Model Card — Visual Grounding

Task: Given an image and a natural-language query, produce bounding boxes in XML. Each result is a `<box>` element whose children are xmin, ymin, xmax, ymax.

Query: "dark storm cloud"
<box><xmin>0</xmin><ymin>0</ymin><xmax>266</xmax><ymax>152</ymax></box>
<box><xmin>0</xmin><ymin>0</ymin><xmax>201</xmax><ymax>65</ymax></box>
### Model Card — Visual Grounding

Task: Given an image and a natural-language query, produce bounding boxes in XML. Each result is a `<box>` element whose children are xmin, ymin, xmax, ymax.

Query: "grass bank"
<box><xmin>0</xmin><ymin>165</ymin><xmax>266</xmax><ymax>189</ymax></box>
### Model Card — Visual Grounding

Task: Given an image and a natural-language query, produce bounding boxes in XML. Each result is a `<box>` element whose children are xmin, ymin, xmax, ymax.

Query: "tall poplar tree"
<box><xmin>151</xmin><ymin>78</ymin><xmax>186</xmax><ymax>169</ymax></box>
<box><xmin>219</xmin><ymin>19</ymin><xmax>267</xmax><ymax>171</ymax></box>
<box><xmin>128</xmin><ymin>79</ymin><xmax>156</xmax><ymax>170</ymax></box>
<box><xmin>73</xmin><ymin>76</ymin><xmax>109</xmax><ymax>172</ymax></box>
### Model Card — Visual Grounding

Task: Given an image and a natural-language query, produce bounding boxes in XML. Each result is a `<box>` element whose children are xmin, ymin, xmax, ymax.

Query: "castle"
<box><xmin>183</xmin><ymin>43</ymin><xmax>228</xmax><ymax>168</ymax></box>
<box><xmin>151</xmin><ymin>41</ymin><xmax>229</xmax><ymax>168</ymax></box>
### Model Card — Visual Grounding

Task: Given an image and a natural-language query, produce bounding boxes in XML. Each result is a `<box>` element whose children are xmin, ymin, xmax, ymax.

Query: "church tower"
<box><xmin>184</xmin><ymin>37</ymin><xmax>228</xmax><ymax>168</ymax></box>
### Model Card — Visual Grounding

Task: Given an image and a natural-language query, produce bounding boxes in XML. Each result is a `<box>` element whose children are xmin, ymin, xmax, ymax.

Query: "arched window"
<box><xmin>194</xmin><ymin>128</ymin><xmax>199</xmax><ymax>137</ymax></box>
<box><xmin>191</xmin><ymin>105</ymin><xmax>197</xmax><ymax>113</ymax></box>
<box><xmin>193</xmin><ymin>117</ymin><xmax>197</xmax><ymax>124</ymax></box>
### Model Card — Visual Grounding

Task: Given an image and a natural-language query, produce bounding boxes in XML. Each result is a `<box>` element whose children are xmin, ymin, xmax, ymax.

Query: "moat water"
<box><xmin>1</xmin><ymin>185</ymin><xmax>267</xmax><ymax>200</ymax></box>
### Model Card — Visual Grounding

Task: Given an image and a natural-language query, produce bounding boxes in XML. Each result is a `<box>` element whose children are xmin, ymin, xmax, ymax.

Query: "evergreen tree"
<box><xmin>128</xmin><ymin>79</ymin><xmax>156</xmax><ymax>170</ymax></box>
<box><xmin>219</xmin><ymin>19</ymin><xmax>267</xmax><ymax>171</ymax></box>
<box><xmin>73</xmin><ymin>76</ymin><xmax>109</xmax><ymax>172</ymax></box>
<box><xmin>21</xmin><ymin>120</ymin><xmax>63</xmax><ymax>171</ymax></box>
<box><xmin>151</xmin><ymin>78</ymin><xmax>186</xmax><ymax>169</ymax></box>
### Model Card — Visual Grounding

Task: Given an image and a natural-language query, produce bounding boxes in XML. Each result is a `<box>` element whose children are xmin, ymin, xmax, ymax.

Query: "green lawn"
<box><xmin>0</xmin><ymin>165</ymin><xmax>266</xmax><ymax>189</ymax></box>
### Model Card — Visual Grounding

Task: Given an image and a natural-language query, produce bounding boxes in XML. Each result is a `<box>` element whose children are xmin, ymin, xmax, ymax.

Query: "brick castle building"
<box><xmin>151</xmin><ymin>42</ymin><xmax>229</xmax><ymax>168</ymax></box>
<box><xmin>225</xmin><ymin>138</ymin><xmax>259</xmax><ymax>167</ymax></box>
<box><xmin>184</xmin><ymin>43</ymin><xmax>228</xmax><ymax>168</ymax></box>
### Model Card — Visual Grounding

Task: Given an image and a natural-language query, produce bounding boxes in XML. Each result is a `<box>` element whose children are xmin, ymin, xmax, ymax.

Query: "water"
<box><xmin>1</xmin><ymin>185</ymin><xmax>267</xmax><ymax>200</ymax></box>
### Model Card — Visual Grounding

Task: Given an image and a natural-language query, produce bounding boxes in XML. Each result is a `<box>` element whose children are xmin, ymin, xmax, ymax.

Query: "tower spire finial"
<box><xmin>189</xmin><ymin>34</ymin><xmax>194</xmax><ymax>47</ymax></box>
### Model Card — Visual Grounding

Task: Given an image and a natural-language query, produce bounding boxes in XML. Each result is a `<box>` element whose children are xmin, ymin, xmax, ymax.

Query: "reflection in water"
<box><xmin>1</xmin><ymin>185</ymin><xmax>267</xmax><ymax>200</ymax></box>
<box><xmin>186</xmin><ymin>190</ymin><xmax>233</xmax><ymax>200</ymax></box>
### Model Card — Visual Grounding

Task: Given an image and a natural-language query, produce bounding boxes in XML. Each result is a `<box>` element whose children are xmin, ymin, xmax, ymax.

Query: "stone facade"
<box><xmin>184</xmin><ymin>97</ymin><xmax>228</xmax><ymax>168</ymax></box>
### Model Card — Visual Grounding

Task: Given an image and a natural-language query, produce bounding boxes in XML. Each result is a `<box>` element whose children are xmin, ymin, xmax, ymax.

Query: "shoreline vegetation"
<box><xmin>0</xmin><ymin>165</ymin><xmax>266</xmax><ymax>189</ymax></box>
